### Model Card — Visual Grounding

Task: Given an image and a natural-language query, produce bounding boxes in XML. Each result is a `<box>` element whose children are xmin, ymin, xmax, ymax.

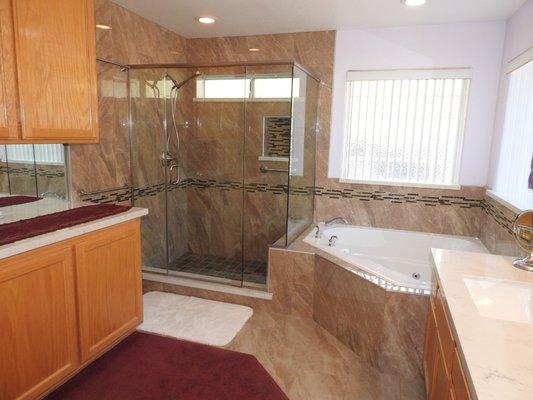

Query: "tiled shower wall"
<box><xmin>71</xmin><ymin>2</ymin><xmax>521</xmax><ymax>265</ymax></box>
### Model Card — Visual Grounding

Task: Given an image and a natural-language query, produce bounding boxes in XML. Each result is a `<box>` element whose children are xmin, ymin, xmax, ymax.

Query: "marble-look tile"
<box><xmin>143</xmin><ymin>279</ymin><xmax>423</xmax><ymax>400</ymax></box>
<box><xmin>227</xmin><ymin>308</ymin><xmax>412</xmax><ymax>400</ymax></box>
<box><xmin>313</xmin><ymin>256</ymin><xmax>428</xmax><ymax>398</ymax></box>
<box><xmin>70</xmin><ymin>62</ymin><xmax>131</xmax><ymax>201</ymax></box>
<box><xmin>94</xmin><ymin>0</ymin><xmax>186</xmax><ymax>65</ymax></box>
<box><xmin>315</xmin><ymin>185</ymin><xmax>485</xmax><ymax>237</ymax></box>
<box><xmin>479</xmin><ymin>194</ymin><xmax>521</xmax><ymax>257</ymax></box>
<box><xmin>267</xmin><ymin>249</ymin><xmax>315</xmax><ymax>318</ymax></box>
<box><xmin>144</xmin><ymin>280</ymin><xmax>272</xmax><ymax>311</ymax></box>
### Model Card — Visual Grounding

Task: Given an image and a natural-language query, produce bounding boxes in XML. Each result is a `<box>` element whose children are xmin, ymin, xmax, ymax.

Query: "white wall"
<box><xmin>329</xmin><ymin>22</ymin><xmax>506</xmax><ymax>186</ymax></box>
<box><xmin>488</xmin><ymin>0</ymin><xmax>533</xmax><ymax>188</ymax></box>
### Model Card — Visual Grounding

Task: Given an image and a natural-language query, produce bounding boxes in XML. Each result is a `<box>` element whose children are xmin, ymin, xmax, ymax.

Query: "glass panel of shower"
<box><xmin>129</xmin><ymin>63</ymin><xmax>318</xmax><ymax>289</ymax></box>
<box><xmin>286</xmin><ymin>65</ymin><xmax>318</xmax><ymax>244</ymax></box>
<box><xmin>242</xmin><ymin>64</ymin><xmax>293</xmax><ymax>287</ymax></box>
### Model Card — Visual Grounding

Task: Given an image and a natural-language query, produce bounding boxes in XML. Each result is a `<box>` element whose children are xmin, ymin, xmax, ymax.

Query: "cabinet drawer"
<box><xmin>434</xmin><ymin>287</ymin><xmax>455</xmax><ymax>375</ymax></box>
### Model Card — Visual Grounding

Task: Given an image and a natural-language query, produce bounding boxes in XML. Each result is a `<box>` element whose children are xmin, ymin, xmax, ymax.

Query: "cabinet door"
<box><xmin>12</xmin><ymin>0</ymin><xmax>98</xmax><ymax>143</ymax></box>
<box><xmin>0</xmin><ymin>245</ymin><xmax>79</xmax><ymax>400</ymax></box>
<box><xmin>430</xmin><ymin>338</ymin><xmax>451</xmax><ymax>400</ymax></box>
<box><xmin>75</xmin><ymin>221</ymin><xmax>142</xmax><ymax>363</ymax></box>
<box><xmin>451</xmin><ymin>349</ymin><xmax>472</xmax><ymax>400</ymax></box>
<box><xmin>424</xmin><ymin>300</ymin><xmax>439</xmax><ymax>396</ymax></box>
<box><xmin>0</xmin><ymin>0</ymin><xmax>20</xmax><ymax>141</ymax></box>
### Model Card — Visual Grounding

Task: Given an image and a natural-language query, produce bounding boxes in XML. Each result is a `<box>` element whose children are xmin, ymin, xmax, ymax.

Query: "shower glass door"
<box><xmin>131</xmin><ymin>66</ymin><xmax>247</xmax><ymax>286</ymax></box>
<box><xmin>166</xmin><ymin>66</ymin><xmax>246</xmax><ymax>285</ymax></box>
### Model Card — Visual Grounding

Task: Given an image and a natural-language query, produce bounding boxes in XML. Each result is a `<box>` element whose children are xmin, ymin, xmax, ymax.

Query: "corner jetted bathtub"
<box><xmin>304</xmin><ymin>224</ymin><xmax>488</xmax><ymax>295</ymax></box>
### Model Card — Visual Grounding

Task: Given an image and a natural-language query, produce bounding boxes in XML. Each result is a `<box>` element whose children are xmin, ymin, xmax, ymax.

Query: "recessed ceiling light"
<box><xmin>249</xmin><ymin>48</ymin><xmax>260</xmax><ymax>52</ymax></box>
<box><xmin>197</xmin><ymin>16</ymin><xmax>216</xmax><ymax>24</ymax></box>
<box><xmin>401</xmin><ymin>0</ymin><xmax>426</xmax><ymax>6</ymax></box>
<box><xmin>95</xmin><ymin>24</ymin><xmax>112</xmax><ymax>30</ymax></box>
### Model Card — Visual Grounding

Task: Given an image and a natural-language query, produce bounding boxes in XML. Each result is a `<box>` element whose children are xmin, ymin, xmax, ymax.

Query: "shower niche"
<box><xmin>129</xmin><ymin>63</ymin><xmax>318</xmax><ymax>288</ymax></box>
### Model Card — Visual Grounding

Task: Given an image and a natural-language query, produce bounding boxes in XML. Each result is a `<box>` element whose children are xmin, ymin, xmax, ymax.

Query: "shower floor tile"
<box><xmin>168</xmin><ymin>252</ymin><xmax>267</xmax><ymax>285</ymax></box>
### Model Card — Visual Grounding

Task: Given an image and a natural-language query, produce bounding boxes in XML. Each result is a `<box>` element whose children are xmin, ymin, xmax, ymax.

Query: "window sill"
<box><xmin>193</xmin><ymin>98</ymin><xmax>296</xmax><ymax>103</ymax></box>
<box><xmin>338</xmin><ymin>178</ymin><xmax>461</xmax><ymax>191</ymax></box>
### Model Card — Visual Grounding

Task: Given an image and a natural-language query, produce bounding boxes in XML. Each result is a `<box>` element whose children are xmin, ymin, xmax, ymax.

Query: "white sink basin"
<box><xmin>464</xmin><ymin>277</ymin><xmax>533</xmax><ymax>324</ymax></box>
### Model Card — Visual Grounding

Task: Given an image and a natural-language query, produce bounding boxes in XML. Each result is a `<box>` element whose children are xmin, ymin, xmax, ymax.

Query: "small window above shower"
<box><xmin>195</xmin><ymin>74</ymin><xmax>300</xmax><ymax>102</ymax></box>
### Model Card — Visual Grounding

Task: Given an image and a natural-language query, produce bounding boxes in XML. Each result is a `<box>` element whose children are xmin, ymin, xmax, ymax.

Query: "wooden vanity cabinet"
<box><xmin>423</xmin><ymin>286</ymin><xmax>472</xmax><ymax>400</ymax></box>
<box><xmin>0</xmin><ymin>245</ymin><xmax>79</xmax><ymax>400</ymax></box>
<box><xmin>0</xmin><ymin>220</ymin><xmax>142</xmax><ymax>400</ymax></box>
<box><xmin>0</xmin><ymin>0</ymin><xmax>99</xmax><ymax>144</ymax></box>
<box><xmin>75</xmin><ymin>222</ymin><xmax>143</xmax><ymax>363</ymax></box>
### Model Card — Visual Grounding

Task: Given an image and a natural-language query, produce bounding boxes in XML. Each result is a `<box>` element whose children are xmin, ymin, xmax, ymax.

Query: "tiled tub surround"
<box><xmin>304</xmin><ymin>224</ymin><xmax>489</xmax><ymax>294</ymax></box>
<box><xmin>315</xmin><ymin>257</ymin><xmax>428</xmax><ymax>399</ymax></box>
<box><xmin>431</xmin><ymin>249</ymin><xmax>533</xmax><ymax>400</ymax></box>
<box><xmin>267</xmin><ymin>246</ymin><xmax>428</xmax><ymax>399</ymax></box>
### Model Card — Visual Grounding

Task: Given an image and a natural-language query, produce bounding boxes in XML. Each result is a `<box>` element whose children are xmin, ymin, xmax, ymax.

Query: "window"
<box><xmin>341</xmin><ymin>69</ymin><xmax>471</xmax><ymax>188</ymax></box>
<box><xmin>195</xmin><ymin>75</ymin><xmax>299</xmax><ymax>101</ymax></box>
<box><xmin>1</xmin><ymin>144</ymin><xmax>64</xmax><ymax>165</ymax></box>
<box><xmin>491</xmin><ymin>60</ymin><xmax>533</xmax><ymax>211</ymax></box>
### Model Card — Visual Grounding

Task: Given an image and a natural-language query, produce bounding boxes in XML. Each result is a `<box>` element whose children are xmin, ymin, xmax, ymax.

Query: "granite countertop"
<box><xmin>431</xmin><ymin>249</ymin><xmax>533</xmax><ymax>400</ymax></box>
<box><xmin>0</xmin><ymin>196</ymin><xmax>148</xmax><ymax>260</ymax></box>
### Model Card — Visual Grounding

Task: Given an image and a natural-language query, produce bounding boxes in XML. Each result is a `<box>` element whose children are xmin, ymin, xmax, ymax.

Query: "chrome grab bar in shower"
<box><xmin>259</xmin><ymin>165</ymin><xmax>289</xmax><ymax>174</ymax></box>
<box><xmin>78</xmin><ymin>184</ymin><xmax>132</xmax><ymax>197</ymax></box>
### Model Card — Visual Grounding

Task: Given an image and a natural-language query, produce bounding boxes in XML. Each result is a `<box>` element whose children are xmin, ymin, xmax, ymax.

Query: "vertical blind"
<box><xmin>2</xmin><ymin>144</ymin><xmax>64</xmax><ymax>164</ymax></box>
<box><xmin>341</xmin><ymin>69</ymin><xmax>471</xmax><ymax>188</ymax></box>
<box><xmin>492</xmin><ymin>60</ymin><xmax>533</xmax><ymax>211</ymax></box>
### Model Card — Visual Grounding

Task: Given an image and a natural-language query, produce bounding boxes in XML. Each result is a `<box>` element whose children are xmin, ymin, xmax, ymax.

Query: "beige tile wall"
<box><xmin>70</xmin><ymin>3</ymin><xmax>520</xmax><ymax>263</ymax></box>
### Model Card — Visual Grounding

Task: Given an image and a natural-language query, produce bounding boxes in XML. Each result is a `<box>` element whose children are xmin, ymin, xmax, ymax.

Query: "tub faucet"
<box><xmin>328</xmin><ymin>235</ymin><xmax>338</xmax><ymax>247</ymax></box>
<box><xmin>325</xmin><ymin>217</ymin><xmax>348</xmax><ymax>226</ymax></box>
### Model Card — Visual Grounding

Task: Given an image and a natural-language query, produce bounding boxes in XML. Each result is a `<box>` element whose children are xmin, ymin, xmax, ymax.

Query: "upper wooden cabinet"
<box><xmin>0</xmin><ymin>0</ymin><xmax>19</xmax><ymax>141</ymax></box>
<box><xmin>0</xmin><ymin>0</ymin><xmax>99</xmax><ymax>144</ymax></box>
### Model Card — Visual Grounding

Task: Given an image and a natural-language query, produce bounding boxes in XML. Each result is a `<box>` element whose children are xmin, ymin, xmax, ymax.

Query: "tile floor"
<box><xmin>168</xmin><ymin>252</ymin><xmax>267</xmax><ymax>285</ymax></box>
<box><xmin>143</xmin><ymin>280</ymin><xmax>426</xmax><ymax>400</ymax></box>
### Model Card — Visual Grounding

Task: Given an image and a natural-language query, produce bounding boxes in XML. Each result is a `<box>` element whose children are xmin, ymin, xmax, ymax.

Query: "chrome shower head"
<box><xmin>166</xmin><ymin>71</ymin><xmax>202</xmax><ymax>90</ymax></box>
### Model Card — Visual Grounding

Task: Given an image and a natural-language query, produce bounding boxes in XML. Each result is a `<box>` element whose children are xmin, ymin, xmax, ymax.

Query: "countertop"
<box><xmin>0</xmin><ymin>196</ymin><xmax>148</xmax><ymax>260</ymax></box>
<box><xmin>431</xmin><ymin>249</ymin><xmax>533</xmax><ymax>400</ymax></box>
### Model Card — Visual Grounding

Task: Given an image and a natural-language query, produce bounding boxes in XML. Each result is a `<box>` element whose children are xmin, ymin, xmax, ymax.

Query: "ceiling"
<box><xmin>111</xmin><ymin>0</ymin><xmax>526</xmax><ymax>39</ymax></box>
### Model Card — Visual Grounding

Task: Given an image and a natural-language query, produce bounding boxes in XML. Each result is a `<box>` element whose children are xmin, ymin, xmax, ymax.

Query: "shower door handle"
<box><xmin>169</xmin><ymin>163</ymin><xmax>180</xmax><ymax>185</ymax></box>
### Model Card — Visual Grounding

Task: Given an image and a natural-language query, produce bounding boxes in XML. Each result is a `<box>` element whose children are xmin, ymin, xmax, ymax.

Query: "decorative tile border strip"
<box><xmin>313</xmin><ymin>186</ymin><xmax>484</xmax><ymax>208</ymax></box>
<box><xmin>79</xmin><ymin>178</ymin><xmax>517</xmax><ymax>236</ymax></box>
<box><xmin>80</xmin><ymin>178</ymin><xmax>487</xmax><ymax>211</ymax></box>
<box><xmin>481</xmin><ymin>197</ymin><xmax>516</xmax><ymax>235</ymax></box>
<box><xmin>0</xmin><ymin>165</ymin><xmax>65</xmax><ymax>178</ymax></box>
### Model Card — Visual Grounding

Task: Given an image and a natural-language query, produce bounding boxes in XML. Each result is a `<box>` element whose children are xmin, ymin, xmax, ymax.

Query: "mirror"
<box><xmin>513</xmin><ymin>210</ymin><xmax>533</xmax><ymax>272</ymax></box>
<box><xmin>0</xmin><ymin>144</ymin><xmax>68</xmax><ymax>200</ymax></box>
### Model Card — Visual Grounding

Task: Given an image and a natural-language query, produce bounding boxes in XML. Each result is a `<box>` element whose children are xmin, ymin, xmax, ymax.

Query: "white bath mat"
<box><xmin>138</xmin><ymin>291</ymin><xmax>253</xmax><ymax>347</ymax></box>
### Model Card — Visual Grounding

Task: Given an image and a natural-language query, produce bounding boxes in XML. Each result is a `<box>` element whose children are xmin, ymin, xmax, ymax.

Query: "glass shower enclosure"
<box><xmin>129</xmin><ymin>63</ymin><xmax>318</xmax><ymax>288</ymax></box>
